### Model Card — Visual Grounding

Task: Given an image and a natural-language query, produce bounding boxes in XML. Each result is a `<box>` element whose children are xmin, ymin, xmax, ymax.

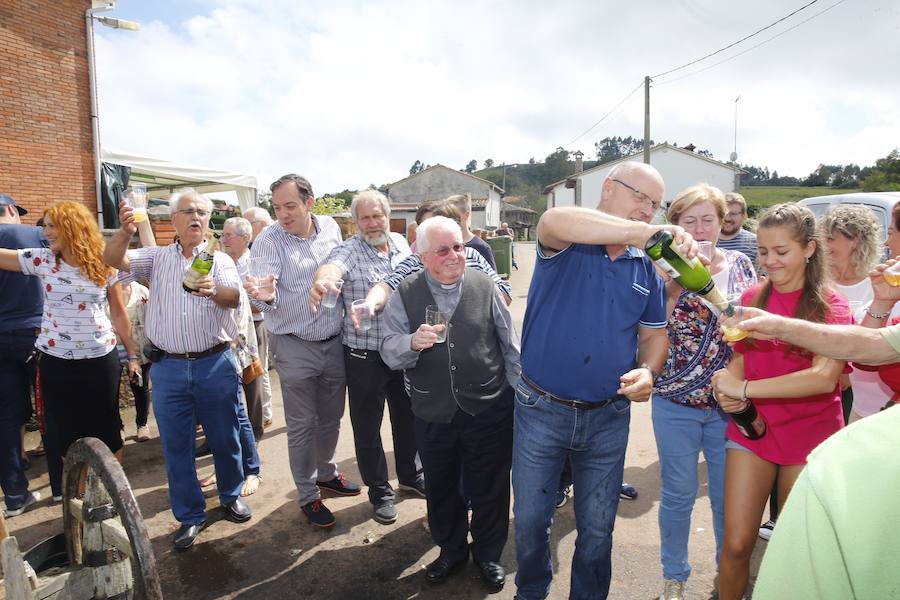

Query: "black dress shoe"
<box><xmin>475</xmin><ymin>560</ymin><xmax>506</xmax><ymax>592</ymax></box>
<box><xmin>223</xmin><ymin>497</ymin><xmax>252</xmax><ymax>523</ymax></box>
<box><xmin>173</xmin><ymin>522</ymin><xmax>205</xmax><ymax>550</ymax></box>
<box><xmin>425</xmin><ymin>555</ymin><xmax>467</xmax><ymax>584</ymax></box>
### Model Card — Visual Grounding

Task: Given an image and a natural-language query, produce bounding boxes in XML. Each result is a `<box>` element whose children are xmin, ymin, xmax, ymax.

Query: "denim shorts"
<box><xmin>725</xmin><ymin>438</ymin><xmax>752</xmax><ymax>453</ymax></box>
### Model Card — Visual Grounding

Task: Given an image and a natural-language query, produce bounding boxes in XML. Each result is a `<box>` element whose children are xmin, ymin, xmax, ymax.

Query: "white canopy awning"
<box><xmin>101</xmin><ymin>148</ymin><xmax>258</xmax><ymax>212</ymax></box>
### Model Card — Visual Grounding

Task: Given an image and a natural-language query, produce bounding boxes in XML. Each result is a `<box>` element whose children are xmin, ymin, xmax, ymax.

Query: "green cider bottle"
<box><xmin>182</xmin><ymin>250</ymin><xmax>214</xmax><ymax>292</ymax></box>
<box><xmin>644</xmin><ymin>230</ymin><xmax>733</xmax><ymax>316</ymax></box>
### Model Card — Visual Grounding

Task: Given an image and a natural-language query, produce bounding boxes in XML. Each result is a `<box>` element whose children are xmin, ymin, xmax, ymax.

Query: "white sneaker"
<box><xmin>136</xmin><ymin>425</ymin><xmax>151</xmax><ymax>442</ymax></box>
<box><xmin>758</xmin><ymin>519</ymin><xmax>775</xmax><ymax>541</ymax></box>
<box><xmin>660</xmin><ymin>578</ymin><xmax>685</xmax><ymax>600</ymax></box>
<box><xmin>4</xmin><ymin>491</ymin><xmax>40</xmax><ymax>517</ymax></box>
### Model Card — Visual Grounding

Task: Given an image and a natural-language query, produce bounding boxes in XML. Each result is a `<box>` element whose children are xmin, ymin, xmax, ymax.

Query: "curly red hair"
<box><xmin>44</xmin><ymin>201</ymin><xmax>111</xmax><ymax>287</ymax></box>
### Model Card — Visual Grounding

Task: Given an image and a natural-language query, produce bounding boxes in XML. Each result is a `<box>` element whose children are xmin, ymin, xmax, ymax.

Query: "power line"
<box><xmin>651</xmin><ymin>0</ymin><xmax>822</xmax><ymax>79</ymax></box>
<box><xmin>561</xmin><ymin>80</ymin><xmax>645</xmax><ymax>150</ymax></box>
<box><xmin>654</xmin><ymin>0</ymin><xmax>849</xmax><ymax>87</ymax></box>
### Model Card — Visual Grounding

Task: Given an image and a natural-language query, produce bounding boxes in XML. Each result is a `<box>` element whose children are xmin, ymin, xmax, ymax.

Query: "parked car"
<box><xmin>798</xmin><ymin>192</ymin><xmax>900</xmax><ymax>257</ymax></box>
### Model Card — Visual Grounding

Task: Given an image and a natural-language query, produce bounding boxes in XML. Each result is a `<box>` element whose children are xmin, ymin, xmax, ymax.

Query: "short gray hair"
<box><xmin>350</xmin><ymin>190</ymin><xmax>391</xmax><ymax>222</ymax></box>
<box><xmin>243</xmin><ymin>206</ymin><xmax>272</xmax><ymax>225</ymax></box>
<box><xmin>417</xmin><ymin>216</ymin><xmax>462</xmax><ymax>253</ymax></box>
<box><xmin>224</xmin><ymin>217</ymin><xmax>252</xmax><ymax>239</ymax></box>
<box><xmin>169</xmin><ymin>188</ymin><xmax>213</xmax><ymax>215</ymax></box>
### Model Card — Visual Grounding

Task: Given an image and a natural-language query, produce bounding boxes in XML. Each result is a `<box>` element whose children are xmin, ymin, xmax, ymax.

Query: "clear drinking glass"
<box><xmin>352</xmin><ymin>299</ymin><xmax>373</xmax><ymax>331</ymax></box>
<box><xmin>321</xmin><ymin>278</ymin><xmax>344</xmax><ymax>309</ymax></box>
<box><xmin>249</xmin><ymin>257</ymin><xmax>275</xmax><ymax>294</ymax></box>
<box><xmin>425</xmin><ymin>305</ymin><xmax>448</xmax><ymax>343</ymax></box>
<box><xmin>126</xmin><ymin>183</ymin><xmax>148</xmax><ymax>223</ymax></box>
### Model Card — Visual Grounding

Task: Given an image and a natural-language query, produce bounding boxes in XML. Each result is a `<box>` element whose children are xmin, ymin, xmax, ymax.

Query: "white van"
<box><xmin>798</xmin><ymin>192</ymin><xmax>900</xmax><ymax>243</ymax></box>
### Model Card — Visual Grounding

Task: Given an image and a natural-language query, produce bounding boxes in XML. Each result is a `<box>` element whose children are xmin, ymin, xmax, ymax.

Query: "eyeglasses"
<box><xmin>611</xmin><ymin>179</ymin><xmax>660</xmax><ymax>212</ymax></box>
<box><xmin>429</xmin><ymin>243</ymin><xmax>465</xmax><ymax>257</ymax></box>
<box><xmin>176</xmin><ymin>209</ymin><xmax>211</xmax><ymax>218</ymax></box>
<box><xmin>725</xmin><ymin>211</ymin><xmax>744</xmax><ymax>219</ymax></box>
<box><xmin>220</xmin><ymin>232</ymin><xmax>245</xmax><ymax>239</ymax></box>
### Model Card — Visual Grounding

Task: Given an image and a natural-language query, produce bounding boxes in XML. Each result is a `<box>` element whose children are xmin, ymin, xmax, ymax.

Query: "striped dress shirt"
<box><xmin>126</xmin><ymin>240</ymin><xmax>240</xmax><ymax>354</ymax></box>
<box><xmin>249</xmin><ymin>216</ymin><xmax>343</xmax><ymax>340</ymax></box>
<box><xmin>383</xmin><ymin>246</ymin><xmax>512</xmax><ymax>299</ymax></box>
<box><xmin>325</xmin><ymin>232</ymin><xmax>410</xmax><ymax>350</ymax></box>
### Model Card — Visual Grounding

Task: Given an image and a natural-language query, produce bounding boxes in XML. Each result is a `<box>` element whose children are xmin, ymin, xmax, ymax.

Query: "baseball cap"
<box><xmin>0</xmin><ymin>193</ymin><xmax>27</xmax><ymax>215</ymax></box>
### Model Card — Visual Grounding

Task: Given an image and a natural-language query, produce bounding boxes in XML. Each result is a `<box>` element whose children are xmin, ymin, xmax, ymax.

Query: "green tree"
<box><xmin>860</xmin><ymin>150</ymin><xmax>900</xmax><ymax>191</ymax></box>
<box><xmin>464</xmin><ymin>160</ymin><xmax>477</xmax><ymax>173</ymax></box>
<box><xmin>312</xmin><ymin>196</ymin><xmax>347</xmax><ymax>215</ymax></box>
<box><xmin>484</xmin><ymin>158</ymin><xmax>494</xmax><ymax>169</ymax></box>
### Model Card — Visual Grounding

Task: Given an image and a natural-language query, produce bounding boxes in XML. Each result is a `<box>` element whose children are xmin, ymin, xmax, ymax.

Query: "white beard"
<box><xmin>364</xmin><ymin>232</ymin><xmax>389</xmax><ymax>246</ymax></box>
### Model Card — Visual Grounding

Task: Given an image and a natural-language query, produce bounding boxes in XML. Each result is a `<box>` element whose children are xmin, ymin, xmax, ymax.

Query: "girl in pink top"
<box><xmin>711</xmin><ymin>203</ymin><xmax>850</xmax><ymax>600</ymax></box>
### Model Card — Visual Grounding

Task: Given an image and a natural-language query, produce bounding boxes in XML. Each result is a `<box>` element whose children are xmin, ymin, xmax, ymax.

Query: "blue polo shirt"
<box><xmin>521</xmin><ymin>242</ymin><xmax>666</xmax><ymax>403</ymax></box>
<box><xmin>0</xmin><ymin>224</ymin><xmax>46</xmax><ymax>332</ymax></box>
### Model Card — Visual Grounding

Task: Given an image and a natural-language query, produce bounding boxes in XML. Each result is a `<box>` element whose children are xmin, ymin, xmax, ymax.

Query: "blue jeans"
<box><xmin>512</xmin><ymin>378</ymin><xmax>631</xmax><ymax>600</ymax></box>
<box><xmin>237</xmin><ymin>391</ymin><xmax>260</xmax><ymax>477</ymax></box>
<box><xmin>651</xmin><ymin>396</ymin><xmax>727</xmax><ymax>582</ymax></box>
<box><xmin>151</xmin><ymin>349</ymin><xmax>244</xmax><ymax>525</ymax></box>
<box><xmin>0</xmin><ymin>330</ymin><xmax>35</xmax><ymax>508</ymax></box>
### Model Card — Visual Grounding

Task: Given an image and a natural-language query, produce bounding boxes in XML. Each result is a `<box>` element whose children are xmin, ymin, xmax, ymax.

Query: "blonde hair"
<box><xmin>667</xmin><ymin>183</ymin><xmax>726</xmax><ymax>225</ymax></box>
<box><xmin>44</xmin><ymin>201</ymin><xmax>111</xmax><ymax>287</ymax></box>
<box><xmin>819</xmin><ymin>204</ymin><xmax>883</xmax><ymax>278</ymax></box>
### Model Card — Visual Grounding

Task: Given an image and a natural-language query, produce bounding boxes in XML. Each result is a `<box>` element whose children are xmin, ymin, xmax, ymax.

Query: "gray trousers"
<box><xmin>271</xmin><ymin>333</ymin><xmax>346</xmax><ymax>506</ymax></box>
<box><xmin>253</xmin><ymin>318</ymin><xmax>274</xmax><ymax>422</ymax></box>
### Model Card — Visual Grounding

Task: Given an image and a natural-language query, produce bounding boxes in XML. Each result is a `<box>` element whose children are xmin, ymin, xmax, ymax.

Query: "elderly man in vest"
<box><xmin>381</xmin><ymin>215</ymin><xmax>520</xmax><ymax>592</ymax></box>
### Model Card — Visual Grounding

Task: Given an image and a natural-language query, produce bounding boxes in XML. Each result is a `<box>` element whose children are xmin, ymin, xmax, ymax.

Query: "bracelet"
<box><xmin>866</xmin><ymin>307</ymin><xmax>890</xmax><ymax>320</ymax></box>
<box><xmin>127</xmin><ymin>354</ymin><xmax>140</xmax><ymax>360</ymax></box>
<box><xmin>741</xmin><ymin>380</ymin><xmax>750</xmax><ymax>403</ymax></box>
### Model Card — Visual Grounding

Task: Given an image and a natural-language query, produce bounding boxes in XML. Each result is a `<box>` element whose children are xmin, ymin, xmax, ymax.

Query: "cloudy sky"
<box><xmin>95</xmin><ymin>0</ymin><xmax>900</xmax><ymax>195</ymax></box>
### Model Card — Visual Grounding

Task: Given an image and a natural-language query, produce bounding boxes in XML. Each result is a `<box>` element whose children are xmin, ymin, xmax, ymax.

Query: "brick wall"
<box><xmin>0</xmin><ymin>1</ymin><xmax>95</xmax><ymax>225</ymax></box>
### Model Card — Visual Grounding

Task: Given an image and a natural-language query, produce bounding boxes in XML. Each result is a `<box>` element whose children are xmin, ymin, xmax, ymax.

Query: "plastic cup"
<box><xmin>698</xmin><ymin>241</ymin><xmax>713</xmax><ymax>261</ymax></box>
<box><xmin>352</xmin><ymin>299</ymin><xmax>372</xmax><ymax>331</ymax></box>
<box><xmin>321</xmin><ymin>278</ymin><xmax>344</xmax><ymax>309</ymax></box>
<box><xmin>249</xmin><ymin>257</ymin><xmax>275</xmax><ymax>294</ymax></box>
<box><xmin>425</xmin><ymin>305</ymin><xmax>448</xmax><ymax>343</ymax></box>
<box><xmin>126</xmin><ymin>183</ymin><xmax>148</xmax><ymax>223</ymax></box>
<box><xmin>721</xmin><ymin>292</ymin><xmax>748</xmax><ymax>342</ymax></box>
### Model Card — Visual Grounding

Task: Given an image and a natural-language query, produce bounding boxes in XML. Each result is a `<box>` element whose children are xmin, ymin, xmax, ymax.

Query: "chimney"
<box><xmin>574</xmin><ymin>150</ymin><xmax>584</xmax><ymax>173</ymax></box>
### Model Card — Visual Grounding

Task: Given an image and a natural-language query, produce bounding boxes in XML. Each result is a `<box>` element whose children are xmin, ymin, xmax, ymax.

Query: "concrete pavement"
<box><xmin>8</xmin><ymin>241</ymin><xmax>766</xmax><ymax>599</ymax></box>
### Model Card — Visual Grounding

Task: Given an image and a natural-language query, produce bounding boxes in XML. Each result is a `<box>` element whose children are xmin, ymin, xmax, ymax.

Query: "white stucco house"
<box><xmin>385</xmin><ymin>164</ymin><xmax>504</xmax><ymax>233</ymax></box>
<box><xmin>544</xmin><ymin>143</ymin><xmax>742</xmax><ymax>211</ymax></box>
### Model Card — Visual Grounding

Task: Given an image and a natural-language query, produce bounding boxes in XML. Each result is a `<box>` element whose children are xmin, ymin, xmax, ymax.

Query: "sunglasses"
<box><xmin>429</xmin><ymin>243</ymin><xmax>465</xmax><ymax>257</ymax></box>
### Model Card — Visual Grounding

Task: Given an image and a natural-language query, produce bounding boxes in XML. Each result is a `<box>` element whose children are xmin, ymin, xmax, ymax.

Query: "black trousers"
<box><xmin>344</xmin><ymin>346</ymin><xmax>421</xmax><ymax>504</ymax></box>
<box><xmin>414</xmin><ymin>387</ymin><xmax>514</xmax><ymax>564</ymax></box>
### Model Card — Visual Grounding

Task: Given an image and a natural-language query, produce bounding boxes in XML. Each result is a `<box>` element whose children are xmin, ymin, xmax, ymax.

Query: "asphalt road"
<box><xmin>9</xmin><ymin>241</ymin><xmax>767</xmax><ymax>599</ymax></box>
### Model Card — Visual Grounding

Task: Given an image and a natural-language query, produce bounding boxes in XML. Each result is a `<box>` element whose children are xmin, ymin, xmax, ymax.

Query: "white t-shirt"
<box><xmin>835</xmin><ymin>279</ymin><xmax>893</xmax><ymax>418</ymax></box>
<box><xmin>18</xmin><ymin>248</ymin><xmax>117</xmax><ymax>360</ymax></box>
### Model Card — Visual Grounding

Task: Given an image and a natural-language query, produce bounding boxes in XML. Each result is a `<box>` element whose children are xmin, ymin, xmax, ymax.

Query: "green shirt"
<box><xmin>881</xmin><ymin>322</ymin><xmax>900</xmax><ymax>355</ymax></box>
<box><xmin>753</xmin><ymin>408</ymin><xmax>900</xmax><ymax>599</ymax></box>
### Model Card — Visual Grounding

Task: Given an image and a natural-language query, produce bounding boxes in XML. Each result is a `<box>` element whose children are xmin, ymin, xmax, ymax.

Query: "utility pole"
<box><xmin>732</xmin><ymin>95</ymin><xmax>741</xmax><ymax>191</ymax></box>
<box><xmin>643</xmin><ymin>76</ymin><xmax>651</xmax><ymax>164</ymax></box>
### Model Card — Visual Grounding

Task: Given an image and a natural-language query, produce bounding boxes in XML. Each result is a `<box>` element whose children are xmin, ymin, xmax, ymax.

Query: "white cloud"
<box><xmin>96</xmin><ymin>0</ymin><xmax>900</xmax><ymax>195</ymax></box>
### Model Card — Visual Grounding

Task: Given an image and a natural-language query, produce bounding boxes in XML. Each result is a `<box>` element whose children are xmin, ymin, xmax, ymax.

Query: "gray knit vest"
<box><xmin>398</xmin><ymin>268</ymin><xmax>508</xmax><ymax>423</ymax></box>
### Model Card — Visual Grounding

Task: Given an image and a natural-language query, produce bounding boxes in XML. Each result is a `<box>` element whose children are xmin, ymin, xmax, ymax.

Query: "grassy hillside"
<box><xmin>741</xmin><ymin>186</ymin><xmax>849</xmax><ymax>209</ymax></box>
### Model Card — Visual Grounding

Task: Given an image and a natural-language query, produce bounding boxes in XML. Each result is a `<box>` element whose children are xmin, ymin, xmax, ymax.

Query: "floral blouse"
<box><xmin>655</xmin><ymin>249</ymin><xmax>757</xmax><ymax>408</ymax></box>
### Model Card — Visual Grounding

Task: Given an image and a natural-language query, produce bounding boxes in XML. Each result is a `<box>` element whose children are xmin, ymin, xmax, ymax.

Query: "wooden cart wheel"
<box><xmin>62</xmin><ymin>437</ymin><xmax>163</xmax><ymax>599</ymax></box>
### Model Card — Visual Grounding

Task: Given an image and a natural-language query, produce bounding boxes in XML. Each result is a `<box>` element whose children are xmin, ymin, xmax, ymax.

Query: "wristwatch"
<box><xmin>210</xmin><ymin>285</ymin><xmax>218</xmax><ymax>298</ymax></box>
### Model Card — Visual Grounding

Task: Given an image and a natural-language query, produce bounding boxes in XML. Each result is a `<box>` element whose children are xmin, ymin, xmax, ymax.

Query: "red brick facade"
<box><xmin>0</xmin><ymin>1</ymin><xmax>95</xmax><ymax>225</ymax></box>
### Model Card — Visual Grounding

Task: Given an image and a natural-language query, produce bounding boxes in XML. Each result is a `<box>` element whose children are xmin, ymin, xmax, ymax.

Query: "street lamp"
<box><xmin>86</xmin><ymin>1</ymin><xmax>140</xmax><ymax>227</ymax></box>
